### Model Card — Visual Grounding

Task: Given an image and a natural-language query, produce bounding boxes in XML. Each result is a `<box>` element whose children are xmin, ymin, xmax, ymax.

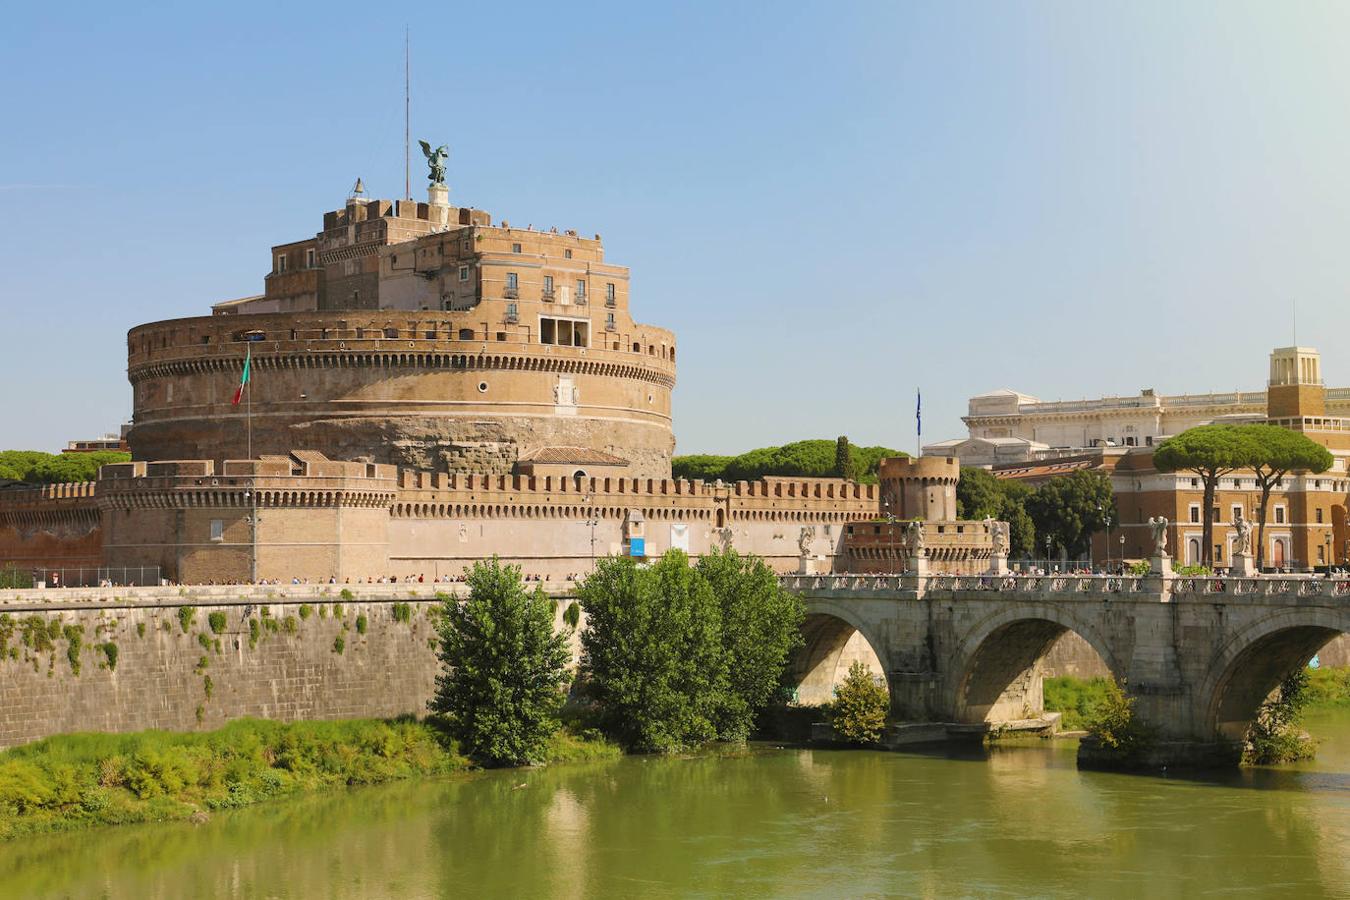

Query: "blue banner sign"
<box><xmin>629</xmin><ymin>537</ymin><xmax>645</xmax><ymax>557</ymax></box>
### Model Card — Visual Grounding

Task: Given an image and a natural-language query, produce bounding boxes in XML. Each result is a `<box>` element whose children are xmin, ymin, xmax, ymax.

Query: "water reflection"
<box><xmin>7</xmin><ymin>714</ymin><xmax>1350</xmax><ymax>898</ymax></box>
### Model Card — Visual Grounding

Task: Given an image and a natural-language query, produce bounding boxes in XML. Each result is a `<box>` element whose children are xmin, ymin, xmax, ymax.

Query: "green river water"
<box><xmin>10</xmin><ymin>710</ymin><xmax>1350</xmax><ymax>899</ymax></box>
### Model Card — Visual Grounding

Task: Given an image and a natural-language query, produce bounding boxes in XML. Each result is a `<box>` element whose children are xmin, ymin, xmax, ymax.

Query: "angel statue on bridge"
<box><xmin>419</xmin><ymin>140</ymin><xmax>449</xmax><ymax>185</ymax></box>
<box><xmin>1148</xmin><ymin>516</ymin><xmax>1170</xmax><ymax>558</ymax></box>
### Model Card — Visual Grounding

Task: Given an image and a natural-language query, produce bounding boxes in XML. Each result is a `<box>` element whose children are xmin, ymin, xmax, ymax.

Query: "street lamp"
<box><xmin>583</xmin><ymin>494</ymin><xmax>599</xmax><ymax>573</ymax></box>
<box><xmin>881</xmin><ymin>498</ymin><xmax>899</xmax><ymax>574</ymax></box>
<box><xmin>1044</xmin><ymin>534</ymin><xmax>1053</xmax><ymax>571</ymax></box>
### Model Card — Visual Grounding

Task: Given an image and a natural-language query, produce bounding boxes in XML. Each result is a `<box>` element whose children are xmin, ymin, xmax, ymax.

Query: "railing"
<box><xmin>504</xmin><ymin>314</ymin><xmax>519</xmax><ymax>324</ymax></box>
<box><xmin>503</xmin><ymin>287</ymin><xmax>519</xmax><ymax>299</ymax></box>
<box><xmin>778</xmin><ymin>572</ymin><xmax>1350</xmax><ymax>599</ymax></box>
<box><xmin>541</xmin><ymin>289</ymin><xmax>555</xmax><ymax>302</ymax></box>
<box><xmin>605</xmin><ymin>298</ymin><xmax>616</xmax><ymax>308</ymax></box>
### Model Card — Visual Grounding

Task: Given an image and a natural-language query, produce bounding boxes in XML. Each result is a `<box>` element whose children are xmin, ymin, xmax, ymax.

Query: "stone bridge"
<box><xmin>781</xmin><ymin>572</ymin><xmax>1350</xmax><ymax>765</ymax></box>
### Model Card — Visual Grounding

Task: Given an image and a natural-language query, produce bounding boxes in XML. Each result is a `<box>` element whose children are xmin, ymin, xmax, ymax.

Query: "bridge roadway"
<box><xmin>782</xmin><ymin>571</ymin><xmax>1350</xmax><ymax>765</ymax></box>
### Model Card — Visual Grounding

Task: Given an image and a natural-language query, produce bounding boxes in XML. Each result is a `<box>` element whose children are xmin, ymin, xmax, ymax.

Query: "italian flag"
<box><xmin>232</xmin><ymin>347</ymin><xmax>252</xmax><ymax>405</ymax></box>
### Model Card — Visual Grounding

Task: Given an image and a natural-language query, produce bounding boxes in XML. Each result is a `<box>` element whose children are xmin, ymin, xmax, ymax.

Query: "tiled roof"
<box><xmin>520</xmin><ymin>446</ymin><xmax>629</xmax><ymax>466</ymax></box>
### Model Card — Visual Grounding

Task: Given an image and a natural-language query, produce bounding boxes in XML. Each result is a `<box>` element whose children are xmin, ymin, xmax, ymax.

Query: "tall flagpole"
<box><xmin>404</xmin><ymin>26</ymin><xmax>411</xmax><ymax>201</ymax></box>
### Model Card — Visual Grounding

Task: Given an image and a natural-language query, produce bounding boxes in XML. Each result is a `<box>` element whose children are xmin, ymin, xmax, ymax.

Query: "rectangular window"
<box><xmin>605</xmin><ymin>283</ymin><xmax>616</xmax><ymax>303</ymax></box>
<box><xmin>276</xmin><ymin>255</ymin><xmax>287</xmax><ymax>273</ymax></box>
<box><xmin>210</xmin><ymin>520</ymin><xmax>224</xmax><ymax>542</ymax></box>
<box><xmin>1316</xmin><ymin>508</ymin><xmax>1325</xmax><ymax>523</ymax></box>
<box><xmin>1232</xmin><ymin>505</ymin><xmax>1243</xmax><ymax>522</ymax></box>
<box><xmin>565</xmin><ymin>249</ymin><xmax>573</xmax><ymax>259</ymax></box>
<box><xmin>576</xmin><ymin>280</ymin><xmax>586</xmax><ymax>300</ymax></box>
<box><xmin>1275</xmin><ymin>506</ymin><xmax>1286</xmax><ymax>524</ymax></box>
<box><xmin>538</xmin><ymin>317</ymin><xmax>588</xmax><ymax>348</ymax></box>
<box><xmin>1211</xmin><ymin>507</ymin><xmax>1220</xmax><ymax>523</ymax></box>
<box><xmin>506</xmin><ymin>302</ymin><xmax>518</xmax><ymax>320</ymax></box>
<box><xmin>605</xmin><ymin>312</ymin><xmax>616</xmax><ymax>329</ymax></box>
<box><xmin>544</xmin><ymin>275</ymin><xmax>554</xmax><ymax>292</ymax></box>
<box><xmin>512</xmin><ymin>242</ymin><xmax>522</xmax><ymax>254</ymax></box>
<box><xmin>1189</xmin><ymin>505</ymin><xmax>1200</xmax><ymax>524</ymax></box>
<box><xmin>1215</xmin><ymin>544</ymin><xmax>1223</xmax><ymax>561</ymax></box>
<box><xmin>459</xmin><ymin>265</ymin><xmax>470</xmax><ymax>281</ymax></box>
<box><xmin>305</xmin><ymin>248</ymin><xmax>315</xmax><ymax>268</ymax></box>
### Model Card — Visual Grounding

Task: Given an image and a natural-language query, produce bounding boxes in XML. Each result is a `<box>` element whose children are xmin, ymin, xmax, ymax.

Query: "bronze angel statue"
<box><xmin>419</xmin><ymin>140</ymin><xmax>449</xmax><ymax>185</ymax></box>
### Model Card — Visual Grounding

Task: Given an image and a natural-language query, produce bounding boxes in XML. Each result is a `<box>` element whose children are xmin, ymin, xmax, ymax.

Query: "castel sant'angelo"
<box><xmin>0</xmin><ymin>158</ymin><xmax>999</xmax><ymax>583</ymax></box>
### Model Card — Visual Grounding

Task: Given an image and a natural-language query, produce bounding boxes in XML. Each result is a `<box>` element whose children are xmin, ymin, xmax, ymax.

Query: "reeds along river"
<box><xmin>10</xmin><ymin>713</ymin><xmax>1350</xmax><ymax>899</ymax></box>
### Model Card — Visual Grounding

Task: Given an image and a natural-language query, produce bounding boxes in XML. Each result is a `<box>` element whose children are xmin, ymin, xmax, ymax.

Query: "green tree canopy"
<box><xmin>828</xmin><ymin>661</ymin><xmax>889</xmax><ymax>745</ymax></box>
<box><xmin>429</xmin><ymin>557</ymin><xmax>571</xmax><ymax>767</ymax></box>
<box><xmin>0</xmin><ymin>450</ymin><xmax>130</xmax><ymax>485</ymax></box>
<box><xmin>957</xmin><ymin>467</ymin><xmax>1036</xmax><ymax>557</ymax></box>
<box><xmin>1153</xmin><ymin>425</ymin><xmax>1254</xmax><ymax>566</ymax></box>
<box><xmin>1025</xmin><ymin>470</ymin><xmax>1115</xmax><ymax>559</ymax></box>
<box><xmin>578</xmin><ymin>550</ymin><xmax>728</xmax><ymax>752</ymax></box>
<box><xmin>696</xmin><ymin>549</ymin><xmax>805</xmax><ymax>741</ymax></box>
<box><xmin>672</xmin><ymin>440</ymin><xmax>906</xmax><ymax>484</ymax></box>
<box><xmin>1234</xmin><ymin>424</ymin><xmax>1334</xmax><ymax>568</ymax></box>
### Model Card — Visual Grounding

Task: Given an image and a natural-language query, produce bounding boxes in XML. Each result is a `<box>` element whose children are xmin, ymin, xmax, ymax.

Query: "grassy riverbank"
<box><xmin>0</xmin><ymin>717</ymin><xmax>619</xmax><ymax>840</ymax></box>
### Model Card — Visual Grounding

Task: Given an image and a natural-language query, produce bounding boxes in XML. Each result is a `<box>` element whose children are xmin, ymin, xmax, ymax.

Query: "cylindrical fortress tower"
<box><xmin>877</xmin><ymin>456</ymin><xmax>959</xmax><ymax>521</ymax></box>
<box><xmin>126</xmin><ymin>311</ymin><xmax>676</xmax><ymax>478</ymax></box>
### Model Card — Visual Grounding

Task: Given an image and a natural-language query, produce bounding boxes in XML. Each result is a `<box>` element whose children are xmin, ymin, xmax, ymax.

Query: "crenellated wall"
<box><xmin>0</xmin><ymin>457</ymin><xmax>881</xmax><ymax>583</ymax></box>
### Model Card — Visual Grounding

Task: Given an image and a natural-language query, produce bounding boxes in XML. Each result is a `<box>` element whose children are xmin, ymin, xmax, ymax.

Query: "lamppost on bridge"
<box><xmin>583</xmin><ymin>494</ymin><xmax>599</xmax><ymax>573</ymax></box>
<box><xmin>1098</xmin><ymin>502</ymin><xmax>1113</xmax><ymax>574</ymax></box>
<box><xmin>1044</xmin><ymin>534</ymin><xmax>1053</xmax><ymax>571</ymax></box>
<box><xmin>881</xmin><ymin>498</ymin><xmax>900</xmax><ymax>574</ymax></box>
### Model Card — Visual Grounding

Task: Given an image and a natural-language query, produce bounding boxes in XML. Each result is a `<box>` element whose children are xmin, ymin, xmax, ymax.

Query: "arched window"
<box><xmin>458</xmin><ymin>328</ymin><xmax>475</xmax><ymax>341</ymax></box>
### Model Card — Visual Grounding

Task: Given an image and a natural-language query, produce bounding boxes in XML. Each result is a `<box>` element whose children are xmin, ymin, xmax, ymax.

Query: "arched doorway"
<box><xmin>1273</xmin><ymin>539</ymin><xmax>1287</xmax><ymax>568</ymax></box>
<box><xmin>953</xmin><ymin>615</ymin><xmax>1115</xmax><ymax>726</ymax></box>
<box><xmin>791</xmin><ymin>612</ymin><xmax>888</xmax><ymax>707</ymax></box>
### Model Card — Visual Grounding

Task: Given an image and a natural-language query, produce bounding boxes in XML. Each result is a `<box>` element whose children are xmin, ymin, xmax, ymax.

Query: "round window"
<box><xmin>478</xmin><ymin>381</ymin><xmax>489</xmax><ymax>393</ymax></box>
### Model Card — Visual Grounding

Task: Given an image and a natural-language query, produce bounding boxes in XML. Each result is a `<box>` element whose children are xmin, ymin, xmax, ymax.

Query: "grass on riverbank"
<box><xmin>1043</xmin><ymin>676</ymin><xmax>1113</xmax><ymax>731</ymax></box>
<box><xmin>0</xmin><ymin>717</ymin><xmax>619</xmax><ymax>840</ymax></box>
<box><xmin>1303</xmin><ymin>666</ymin><xmax>1350</xmax><ymax>706</ymax></box>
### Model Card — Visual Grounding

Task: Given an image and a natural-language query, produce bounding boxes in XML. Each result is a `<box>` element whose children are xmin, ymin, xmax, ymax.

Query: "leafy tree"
<box><xmin>956</xmin><ymin>466</ymin><xmax>1003</xmax><ymax>520</ymax></box>
<box><xmin>1083</xmin><ymin>678</ymin><xmax>1154</xmax><ymax>762</ymax></box>
<box><xmin>1025</xmin><ymin>470</ymin><xmax>1115</xmax><ymax>559</ymax></box>
<box><xmin>1244</xmin><ymin>669</ymin><xmax>1316</xmax><ymax>765</ymax></box>
<box><xmin>828</xmin><ymin>661</ymin><xmax>889</xmax><ymax>745</ymax></box>
<box><xmin>696</xmin><ymin>548</ymin><xmax>805</xmax><ymax>741</ymax></box>
<box><xmin>834</xmin><ymin>436</ymin><xmax>854</xmax><ymax>480</ymax></box>
<box><xmin>0</xmin><ymin>450</ymin><xmax>130</xmax><ymax>485</ymax></box>
<box><xmin>669</xmin><ymin>454</ymin><xmax>734</xmax><ymax>481</ymax></box>
<box><xmin>430</xmin><ymin>557</ymin><xmax>571</xmax><ymax>766</ymax></box>
<box><xmin>999</xmin><ymin>481</ymin><xmax>1037</xmax><ymax>557</ymax></box>
<box><xmin>672</xmin><ymin>440</ymin><xmax>906</xmax><ymax>485</ymax></box>
<box><xmin>1152</xmin><ymin>425</ymin><xmax>1253</xmax><ymax>567</ymax></box>
<box><xmin>1234</xmin><ymin>425</ymin><xmax>1333</xmax><ymax>568</ymax></box>
<box><xmin>578</xmin><ymin>550</ymin><xmax>727</xmax><ymax>752</ymax></box>
<box><xmin>957</xmin><ymin>466</ymin><xmax>1036</xmax><ymax>557</ymax></box>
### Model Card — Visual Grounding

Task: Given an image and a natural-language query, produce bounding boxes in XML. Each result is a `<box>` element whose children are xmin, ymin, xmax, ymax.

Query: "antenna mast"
<box><xmin>404</xmin><ymin>26</ymin><xmax>411</xmax><ymax>201</ymax></box>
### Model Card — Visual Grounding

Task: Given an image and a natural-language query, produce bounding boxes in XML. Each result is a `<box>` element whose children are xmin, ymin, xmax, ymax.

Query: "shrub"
<box><xmin>197</xmin><ymin>633</ymin><xmax>212</xmax><ymax>652</ymax></box>
<box><xmin>176</xmin><ymin>608</ymin><xmax>194</xmax><ymax>633</ymax></box>
<box><xmin>1084</xmin><ymin>678</ymin><xmax>1155</xmax><ymax>761</ymax></box>
<box><xmin>562</xmin><ymin>601</ymin><xmax>581</xmax><ymax>630</ymax></box>
<box><xmin>299</xmin><ymin>604</ymin><xmax>313</xmax><ymax>620</ymax></box>
<box><xmin>248</xmin><ymin>619</ymin><xmax>260</xmax><ymax>649</ymax></box>
<box><xmin>355</xmin><ymin>614</ymin><xmax>368</xmax><ymax>635</ymax></box>
<box><xmin>282</xmin><ymin>616</ymin><xmax>298</xmax><ymax>635</ymax></box>
<box><xmin>1246</xmin><ymin>669</ymin><xmax>1317</xmax><ymax>764</ymax></box>
<box><xmin>207</xmin><ymin>612</ymin><xmax>227</xmax><ymax>634</ymax></box>
<box><xmin>828</xmin><ymin>661</ymin><xmax>888</xmax><ymax>745</ymax></box>
<box><xmin>391</xmin><ymin>602</ymin><xmax>412</xmax><ymax>624</ymax></box>
<box><xmin>339</xmin><ymin>588</ymin><xmax>354</xmax><ymax>601</ymax></box>
<box><xmin>431</xmin><ymin>557</ymin><xmax>570</xmax><ymax>766</ymax></box>
<box><xmin>62</xmin><ymin>625</ymin><xmax>84</xmax><ymax>676</ymax></box>
<box><xmin>1043</xmin><ymin>676</ymin><xmax>1112</xmax><ymax>731</ymax></box>
<box><xmin>99</xmin><ymin>643</ymin><xmax>118</xmax><ymax>672</ymax></box>
<box><xmin>333</xmin><ymin>635</ymin><xmax>345</xmax><ymax>655</ymax></box>
<box><xmin>332</xmin><ymin>603</ymin><xmax>344</xmax><ymax>619</ymax></box>
<box><xmin>136</xmin><ymin>622</ymin><xmax>146</xmax><ymax>638</ymax></box>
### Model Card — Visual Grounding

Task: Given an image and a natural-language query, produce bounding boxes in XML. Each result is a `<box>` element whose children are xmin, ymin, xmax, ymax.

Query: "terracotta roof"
<box><xmin>520</xmin><ymin>446</ymin><xmax>629</xmax><ymax>466</ymax></box>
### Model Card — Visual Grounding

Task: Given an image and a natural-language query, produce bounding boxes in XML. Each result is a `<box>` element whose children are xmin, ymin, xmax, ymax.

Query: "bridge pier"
<box><xmin>783</xmin><ymin>572</ymin><xmax>1350</xmax><ymax>770</ymax></box>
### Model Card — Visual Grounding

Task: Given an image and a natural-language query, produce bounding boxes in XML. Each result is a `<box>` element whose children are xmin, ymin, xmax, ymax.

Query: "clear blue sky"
<box><xmin>4</xmin><ymin>2</ymin><xmax>1349</xmax><ymax>455</ymax></box>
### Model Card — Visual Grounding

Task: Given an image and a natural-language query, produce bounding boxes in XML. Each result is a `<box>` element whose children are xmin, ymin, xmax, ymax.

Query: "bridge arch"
<box><xmin>793</xmin><ymin>599</ymin><xmax>890</xmax><ymax>707</ymax></box>
<box><xmin>1200</xmin><ymin>607</ymin><xmax>1350</xmax><ymax>740</ymax></box>
<box><xmin>949</xmin><ymin>603</ymin><xmax>1121</xmax><ymax>725</ymax></box>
